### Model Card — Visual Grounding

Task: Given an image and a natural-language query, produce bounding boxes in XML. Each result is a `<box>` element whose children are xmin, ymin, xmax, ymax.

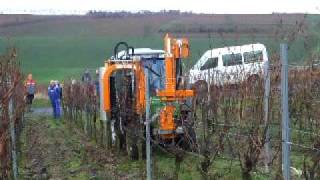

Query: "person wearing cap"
<box><xmin>25</xmin><ymin>73</ymin><xmax>36</xmax><ymax>112</ymax></box>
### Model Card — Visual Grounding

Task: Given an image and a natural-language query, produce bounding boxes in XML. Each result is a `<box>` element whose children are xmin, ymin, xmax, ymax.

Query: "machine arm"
<box><xmin>156</xmin><ymin>34</ymin><xmax>195</xmax><ymax>135</ymax></box>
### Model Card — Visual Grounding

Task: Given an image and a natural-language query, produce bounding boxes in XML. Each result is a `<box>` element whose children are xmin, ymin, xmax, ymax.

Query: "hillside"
<box><xmin>0</xmin><ymin>14</ymin><xmax>306</xmax><ymax>37</ymax></box>
<box><xmin>0</xmin><ymin>13</ymin><xmax>319</xmax><ymax>84</ymax></box>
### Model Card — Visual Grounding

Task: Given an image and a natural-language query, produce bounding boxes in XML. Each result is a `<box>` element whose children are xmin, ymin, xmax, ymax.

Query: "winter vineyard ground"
<box><xmin>62</xmin><ymin>58</ymin><xmax>320</xmax><ymax>179</ymax></box>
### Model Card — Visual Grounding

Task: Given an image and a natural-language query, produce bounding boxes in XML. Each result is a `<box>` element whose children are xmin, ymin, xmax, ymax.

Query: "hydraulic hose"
<box><xmin>114</xmin><ymin>42</ymin><xmax>129</xmax><ymax>59</ymax></box>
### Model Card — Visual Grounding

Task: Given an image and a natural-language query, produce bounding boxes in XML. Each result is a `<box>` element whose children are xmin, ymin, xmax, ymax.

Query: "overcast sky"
<box><xmin>1</xmin><ymin>0</ymin><xmax>320</xmax><ymax>14</ymax></box>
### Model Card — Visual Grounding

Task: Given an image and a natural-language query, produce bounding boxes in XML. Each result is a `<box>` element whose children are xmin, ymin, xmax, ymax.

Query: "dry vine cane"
<box><xmin>0</xmin><ymin>48</ymin><xmax>25</xmax><ymax>179</ymax></box>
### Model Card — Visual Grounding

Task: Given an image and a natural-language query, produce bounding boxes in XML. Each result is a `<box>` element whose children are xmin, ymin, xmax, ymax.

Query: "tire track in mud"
<box><xmin>20</xmin><ymin>113</ymin><xmax>122</xmax><ymax>179</ymax></box>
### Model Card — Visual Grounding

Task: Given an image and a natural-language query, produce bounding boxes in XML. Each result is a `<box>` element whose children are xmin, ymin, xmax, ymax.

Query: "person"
<box><xmin>82</xmin><ymin>69</ymin><xmax>92</xmax><ymax>83</ymax></box>
<box><xmin>48</xmin><ymin>80</ymin><xmax>60</xmax><ymax>119</ymax></box>
<box><xmin>25</xmin><ymin>73</ymin><xmax>36</xmax><ymax>112</ymax></box>
<box><xmin>95</xmin><ymin>69</ymin><xmax>100</xmax><ymax>97</ymax></box>
<box><xmin>55</xmin><ymin>80</ymin><xmax>63</xmax><ymax>100</ymax></box>
<box><xmin>54</xmin><ymin>80</ymin><xmax>62</xmax><ymax>118</ymax></box>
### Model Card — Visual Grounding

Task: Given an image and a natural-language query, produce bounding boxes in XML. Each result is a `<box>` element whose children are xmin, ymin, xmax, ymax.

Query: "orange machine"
<box><xmin>102</xmin><ymin>59</ymin><xmax>146</xmax><ymax>116</ymax></box>
<box><xmin>157</xmin><ymin>34</ymin><xmax>195</xmax><ymax>137</ymax></box>
<box><xmin>102</xmin><ymin>34</ymin><xmax>194</xmax><ymax>140</ymax></box>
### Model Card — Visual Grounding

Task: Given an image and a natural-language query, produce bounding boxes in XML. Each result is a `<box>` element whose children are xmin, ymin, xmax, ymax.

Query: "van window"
<box><xmin>222</xmin><ymin>53</ymin><xmax>242</xmax><ymax>66</ymax></box>
<box><xmin>243</xmin><ymin>50</ymin><xmax>263</xmax><ymax>63</ymax></box>
<box><xmin>200</xmin><ymin>57</ymin><xmax>218</xmax><ymax>70</ymax></box>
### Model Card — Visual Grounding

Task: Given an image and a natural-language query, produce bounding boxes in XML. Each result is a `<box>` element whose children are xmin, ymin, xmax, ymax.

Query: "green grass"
<box><xmin>32</xmin><ymin>98</ymin><xmax>51</xmax><ymax>108</ymax></box>
<box><xmin>0</xmin><ymin>34</ymin><xmax>315</xmax><ymax>84</ymax></box>
<box><xmin>0</xmin><ymin>36</ymin><xmax>163</xmax><ymax>84</ymax></box>
<box><xmin>65</xmin><ymin>158</ymin><xmax>82</xmax><ymax>169</ymax></box>
<box><xmin>115</xmin><ymin>147</ymin><xmax>274</xmax><ymax>179</ymax></box>
<box><xmin>0</xmin><ymin>14</ymin><xmax>319</xmax><ymax>84</ymax></box>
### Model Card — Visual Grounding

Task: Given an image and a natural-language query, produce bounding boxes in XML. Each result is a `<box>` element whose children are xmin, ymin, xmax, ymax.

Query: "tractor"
<box><xmin>102</xmin><ymin>34</ymin><xmax>196</xmax><ymax>157</ymax></box>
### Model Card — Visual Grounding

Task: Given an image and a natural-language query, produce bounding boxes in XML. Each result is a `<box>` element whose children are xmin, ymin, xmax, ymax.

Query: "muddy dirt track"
<box><xmin>19</xmin><ymin>112</ymin><xmax>124</xmax><ymax>180</ymax></box>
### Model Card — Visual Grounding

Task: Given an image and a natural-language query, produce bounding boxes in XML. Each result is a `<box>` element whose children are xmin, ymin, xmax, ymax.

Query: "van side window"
<box><xmin>244</xmin><ymin>50</ymin><xmax>263</xmax><ymax>63</ymax></box>
<box><xmin>222</xmin><ymin>53</ymin><xmax>242</xmax><ymax>66</ymax></box>
<box><xmin>200</xmin><ymin>57</ymin><xmax>218</xmax><ymax>70</ymax></box>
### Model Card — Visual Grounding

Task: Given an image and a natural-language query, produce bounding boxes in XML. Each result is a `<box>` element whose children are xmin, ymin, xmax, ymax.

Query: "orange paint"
<box><xmin>160</xmin><ymin>105</ymin><xmax>176</xmax><ymax>131</ymax></box>
<box><xmin>103</xmin><ymin>61</ymin><xmax>145</xmax><ymax>116</ymax></box>
<box><xmin>157</xmin><ymin>34</ymin><xmax>195</xmax><ymax>137</ymax></box>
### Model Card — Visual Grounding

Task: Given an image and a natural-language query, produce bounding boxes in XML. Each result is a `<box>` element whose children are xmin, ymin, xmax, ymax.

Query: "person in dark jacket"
<box><xmin>54</xmin><ymin>80</ymin><xmax>62</xmax><ymax>118</ymax></box>
<box><xmin>95</xmin><ymin>69</ymin><xmax>100</xmax><ymax>97</ymax></box>
<box><xmin>82</xmin><ymin>69</ymin><xmax>92</xmax><ymax>83</ymax></box>
<box><xmin>48</xmin><ymin>80</ymin><xmax>59</xmax><ymax>119</ymax></box>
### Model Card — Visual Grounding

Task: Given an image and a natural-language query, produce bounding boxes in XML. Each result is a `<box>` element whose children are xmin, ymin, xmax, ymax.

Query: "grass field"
<box><xmin>0</xmin><ymin>14</ymin><xmax>319</xmax><ymax>84</ymax></box>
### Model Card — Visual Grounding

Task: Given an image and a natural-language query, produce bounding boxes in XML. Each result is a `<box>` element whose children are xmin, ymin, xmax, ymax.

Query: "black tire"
<box><xmin>178</xmin><ymin>125</ymin><xmax>197</xmax><ymax>151</ymax></box>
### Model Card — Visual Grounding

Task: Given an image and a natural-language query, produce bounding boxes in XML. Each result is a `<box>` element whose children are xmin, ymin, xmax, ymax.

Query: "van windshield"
<box><xmin>200</xmin><ymin>57</ymin><xmax>218</xmax><ymax>70</ymax></box>
<box><xmin>222</xmin><ymin>53</ymin><xmax>242</xmax><ymax>66</ymax></box>
<box><xmin>243</xmin><ymin>50</ymin><xmax>263</xmax><ymax>63</ymax></box>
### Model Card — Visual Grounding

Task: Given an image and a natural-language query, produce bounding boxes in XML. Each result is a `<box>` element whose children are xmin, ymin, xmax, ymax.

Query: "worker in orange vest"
<box><xmin>25</xmin><ymin>73</ymin><xmax>36</xmax><ymax>112</ymax></box>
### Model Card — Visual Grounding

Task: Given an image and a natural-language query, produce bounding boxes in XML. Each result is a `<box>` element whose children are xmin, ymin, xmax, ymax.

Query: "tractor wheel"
<box><xmin>176</xmin><ymin>125</ymin><xmax>197</xmax><ymax>151</ymax></box>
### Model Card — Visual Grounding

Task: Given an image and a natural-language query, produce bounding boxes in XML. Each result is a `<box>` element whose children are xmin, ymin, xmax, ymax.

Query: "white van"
<box><xmin>189</xmin><ymin>43</ymin><xmax>268</xmax><ymax>85</ymax></box>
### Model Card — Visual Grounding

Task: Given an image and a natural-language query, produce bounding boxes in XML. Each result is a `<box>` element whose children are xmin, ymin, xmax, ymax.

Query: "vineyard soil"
<box><xmin>17</xmin><ymin>109</ymin><xmax>286</xmax><ymax>179</ymax></box>
<box><xmin>19</xmin><ymin>112</ymin><xmax>120</xmax><ymax>179</ymax></box>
